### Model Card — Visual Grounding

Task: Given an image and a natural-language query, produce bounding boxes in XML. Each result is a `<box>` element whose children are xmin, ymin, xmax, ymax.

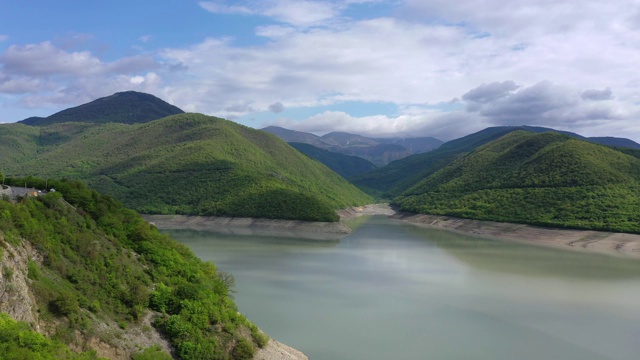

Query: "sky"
<box><xmin>1</xmin><ymin>0</ymin><xmax>639</xmax><ymax>141</ymax></box>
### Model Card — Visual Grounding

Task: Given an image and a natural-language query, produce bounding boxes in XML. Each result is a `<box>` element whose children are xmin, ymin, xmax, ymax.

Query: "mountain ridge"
<box><xmin>352</xmin><ymin>125</ymin><xmax>640</xmax><ymax>197</ymax></box>
<box><xmin>395</xmin><ymin>131</ymin><xmax>640</xmax><ymax>233</ymax></box>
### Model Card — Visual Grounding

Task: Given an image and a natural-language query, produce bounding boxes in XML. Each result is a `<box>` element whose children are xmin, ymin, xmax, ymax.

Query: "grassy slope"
<box><xmin>396</xmin><ymin>131</ymin><xmax>640</xmax><ymax>233</ymax></box>
<box><xmin>0</xmin><ymin>179</ymin><xmax>266</xmax><ymax>359</ymax></box>
<box><xmin>0</xmin><ymin>114</ymin><xmax>372</xmax><ymax>221</ymax></box>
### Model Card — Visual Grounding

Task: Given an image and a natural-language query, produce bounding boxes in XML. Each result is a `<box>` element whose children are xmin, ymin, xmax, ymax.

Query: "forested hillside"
<box><xmin>0</xmin><ymin>178</ymin><xmax>267</xmax><ymax>359</ymax></box>
<box><xmin>352</xmin><ymin>125</ymin><xmax>640</xmax><ymax>198</ymax></box>
<box><xmin>1</xmin><ymin>114</ymin><xmax>372</xmax><ymax>222</ymax></box>
<box><xmin>395</xmin><ymin>131</ymin><xmax>640</xmax><ymax>233</ymax></box>
<box><xmin>289</xmin><ymin>142</ymin><xmax>377</xmax><ymax>178</ymax></box>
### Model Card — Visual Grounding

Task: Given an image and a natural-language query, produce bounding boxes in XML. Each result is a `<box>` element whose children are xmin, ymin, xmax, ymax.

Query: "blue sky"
<box><xmin>1</xmin><ymin>0</ymin><xmax>640</xmax><ymax>141</ymax></box>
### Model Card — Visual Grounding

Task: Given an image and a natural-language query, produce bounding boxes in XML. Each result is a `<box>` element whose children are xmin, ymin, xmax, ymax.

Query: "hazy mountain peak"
<box><xmin>19</xmin><ymin>91</ymin><xmax>184</xmax><ymax>126</ymax></box>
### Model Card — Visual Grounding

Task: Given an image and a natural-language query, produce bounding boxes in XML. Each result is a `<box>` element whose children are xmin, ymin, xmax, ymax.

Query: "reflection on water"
<box><xmin>167</xmin><ymin>216</ymin><xmax>640</xmax><ymax>360</ymax></box>
<box><xmin>404</xmin><ymin>224</ymin><xmax>640</xmax><ymax>279</ymax></box>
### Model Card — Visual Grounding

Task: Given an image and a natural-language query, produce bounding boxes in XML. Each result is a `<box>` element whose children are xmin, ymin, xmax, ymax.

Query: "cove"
<box><xmin>166</xmin><ymin>216</ymin><xmax>640</xmax><ymax>360</ymax></box>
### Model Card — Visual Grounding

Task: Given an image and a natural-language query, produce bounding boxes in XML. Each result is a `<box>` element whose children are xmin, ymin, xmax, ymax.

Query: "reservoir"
<box><xmin>168</xmin><ymin>216</ymin><xmax>640</xmax><ymax>360</ymax></box>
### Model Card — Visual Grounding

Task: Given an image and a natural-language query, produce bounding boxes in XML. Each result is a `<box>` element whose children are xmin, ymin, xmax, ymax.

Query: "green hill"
<box><xmin>351</xmin><ymin>125</ymin><xmax>640</xmax><ymax>198</ymax></box>
<box><xmin>1</xmin><ymin>114</ymin><xmax>371</xmax><ymax>221</ymax></box>
<box><xmin>289</xmin><ymin>142</ymin><xmax>377</xmax><ymax>178</ymax></box>
<box><xmin>395</xmin><ymin>131</ymin><xmax>640</xmax><ymax>233</ymax></box>
<box><xmin>351</xmin><ymin>126</ymin><xmax>520</xmax><ymax>197</ymax></box>
<box><xmin>19</xmin><ymin>91</ymin><xmax>184</xmax><ymax>126</ymax></box>
<box><xmin>0</xmin><ymin>179</ymin><xmax>268</xmax><ymax>359</ymax></box>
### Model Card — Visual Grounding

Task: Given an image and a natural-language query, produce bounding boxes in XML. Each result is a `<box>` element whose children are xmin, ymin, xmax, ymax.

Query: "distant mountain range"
<box><xmin>19</xmin><ymin>91</ymin><xmax>184</xmax><ymax>126</ymax></box>
<box><xmin>289</xmin><ymin>142</ymin><xmax>377</xmax><ymax>178</ymax></box>
<box><xmin>262</xmin><ymin>126</ymin><xmax>443</xmax><ymax>166</ymax></box>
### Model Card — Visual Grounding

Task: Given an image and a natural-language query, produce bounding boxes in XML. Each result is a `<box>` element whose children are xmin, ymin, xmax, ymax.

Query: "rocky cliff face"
<box><xmin>0</xmin><ymin>237</ymin><xmax>41</xmax><ymax>329</ymax></box>
<box><xmin>0</xmin><ymin>234</ymin><xmax>173</xmax><ymax>359</ymax></box>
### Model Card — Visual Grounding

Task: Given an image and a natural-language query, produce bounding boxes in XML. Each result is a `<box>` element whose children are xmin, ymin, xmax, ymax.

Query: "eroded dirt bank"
<box><xmin>393</xmin><ymin>212</ymin><xmax>640</xmax><ymax>259</ymax></box>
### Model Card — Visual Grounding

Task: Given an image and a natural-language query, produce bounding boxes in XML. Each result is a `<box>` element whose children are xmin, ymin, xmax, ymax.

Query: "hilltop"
<box><xmin>1</xmin><ymin>114</ymin><xmax>372</xmax><ymax>222</ymax></box>
<box><xmin>19</xmin><ymin>91</ymin><xmax>184</xmax><ymax>126</ymax></box>
<box><xmin>395</xmin><ymin>131</ymin><xmax>640</xmax><ymax>233</ymax></box>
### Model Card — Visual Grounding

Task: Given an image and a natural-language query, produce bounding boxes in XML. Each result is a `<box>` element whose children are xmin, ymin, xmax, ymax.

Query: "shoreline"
<box><xmin>144</xmin><ymin>205</ymin><xmax>640</xmax><ymax>258</ymax></box>
<box><xmin>392</xmin><ymin>212</ymin><xmax>640</xmax><ymax>259</ymax></box>
<box><xmin>143</xmin><ymin>214</ymin><xmax>351</xmax><ymax>240</ymax></box>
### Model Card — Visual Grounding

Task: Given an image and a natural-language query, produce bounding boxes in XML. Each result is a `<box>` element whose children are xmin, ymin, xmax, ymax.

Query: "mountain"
<box><xmin>588</xmin><ymin>136</ymin><xmax>640</xmax><ymax>149</ymax></box>
<box><xmin>1</xmin><ymin>114</ymin><xmax>372</xmax><ymax>221</ymax></box>
<box><xmin>0</xmin><ymin>179</ymin><xmax>271</xmax><ymax>359</ymax></box>
<box><xmin>375</xmin><ymin>137</ymin><xmax>443</xmax><ymax>154</ymax></box>
<box><xmin>262</xmin><ymin>126</ymin><xmax>330</xmax><ymax>147</ymax></box>
<box><xmin>351</xmin><ymin>125</ymin><xmax>640</xmax><ymax>197</ymax></box>
<box><xmin>289</xmin><ymin>142</ymin><xmax>377</xmax><ymax>178</ymax></box>
<box><xmin>19</xmin><ymin>91</ymin><xmax>184</xmax><ymax>126</ymax></box>
<box><xmin>395</xmin><ymin>131</ymin><xmax>640</xmax><ymax>233</ymax></box>
<box><xmin>262</xmin><ymin>126</ymin><xmax>443</xmax><ymax>166</ymax></box>
<box><xmin>321</xmin><ymin>131</ymin><xmax>379</xmax><ymax>147</ymax></box>
<box><xmin>352</xmin><ymin>126</ymin><xmax>523</xmax><ymax>196</ymax></box>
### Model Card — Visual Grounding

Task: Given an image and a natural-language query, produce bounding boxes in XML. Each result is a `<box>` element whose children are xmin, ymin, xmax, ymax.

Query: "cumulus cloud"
<box><xmin>268</xmin><ymin>102</ymin><xmax>285</xmax><ymax>113</ymax></box>
<box><xmin>0</xmin><ymin>42</ymin><xmax>103</xmax><ymax>76</ymax></box>
<box><xmin>3</xmin><ymin>0</ymin><xmax>640</xmax><ymax>141</ymax></box>
<box><xmin>462</xmin><ymin>81</ymin><xmax>621</xmax><ymax>126</ymax></box>
<box><xmin>581</xmin><ymin>87</ymin><xmax>613</xmax><ymax>101</ymax></box>
<box><xmin>0</xmin><ymin>41</ymin><xmax>162</xmax><ymax>110</ymax></box>
<box><xmin>272</xmin><ymin>109</ymin><xmax>487</xmax><ymax>140</ymax></box>
<box><xmin>269</xmin><ymin>79</ymin><xmax>632</xmax><ymax>141</ymax></box>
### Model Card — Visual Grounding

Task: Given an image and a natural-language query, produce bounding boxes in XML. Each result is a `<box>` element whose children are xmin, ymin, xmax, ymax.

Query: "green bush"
<box><xmin>233</xmin><ymin>338</ymin><xmax>255</xmax><ymax>360</ymax></box>
<box><xmin>132</xmin><ymin>345</ymin><xmax>172</xmax><ymax>360</ymax></box>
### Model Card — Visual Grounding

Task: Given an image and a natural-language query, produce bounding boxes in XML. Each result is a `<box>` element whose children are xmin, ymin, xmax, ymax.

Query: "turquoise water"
<box><xmin>167</xmin><ymin>216</ymin><xmax>640</xmax><ymax>360</ymax></box>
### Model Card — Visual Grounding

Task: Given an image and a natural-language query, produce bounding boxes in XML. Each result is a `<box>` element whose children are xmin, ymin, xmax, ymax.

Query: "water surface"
<box><xmin>167</xmin><ymin>216</ymin><xmax>640</xmax><ymax>360</ymax></box>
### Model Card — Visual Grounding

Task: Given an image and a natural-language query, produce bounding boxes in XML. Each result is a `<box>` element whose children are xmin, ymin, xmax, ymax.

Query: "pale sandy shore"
<box><xmin>392</xmin><ymin>212</ymin><xmax>640</xmax><ymax>259</ymax></box>
<box><xmin>255</xmin><ymin>339</ymin><xmax>308</xmax><ymax>360</ymax></box>
<box><xmin>145</xmin><ymin>204</ymin><xmax>640</xmax><ymax>258</ymax></box>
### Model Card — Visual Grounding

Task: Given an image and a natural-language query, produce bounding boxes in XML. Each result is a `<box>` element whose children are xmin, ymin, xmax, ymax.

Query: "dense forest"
<box><xmin>394</xmin><ymin>131</ymin><xmax>640</xmax><ymax>233</ymax></box>
<box><xmin>288</xmin><ymin>142</ymin><xmax>377</xmax><ymax>178</ymax></box>
<box><xmin>0</xmin><ymin>114</ymin><xmax>372</xmax><ymax>222</ymax></box>
<box><xmin>0</xmin><ymin>178</ymin><xmax>267</xmax><ymax>359</ymax></box>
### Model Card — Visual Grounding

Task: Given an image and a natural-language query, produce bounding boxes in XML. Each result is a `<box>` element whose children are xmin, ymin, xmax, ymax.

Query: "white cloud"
<box><xmin>199</xmin><ymin>0</ymin><xmax>372</xmax><ymax>27</ymax></box>
<box><xmin>262</xmin><ymin>0</ymin><xmax>340</xmax><ymax>27</ymax></box>
<box><xmin>0</xmin><ymin>35</ymin><xmax>8</xmax><ymax>42</ymax></box>
<box><xmin>198</xmin><ymin>1</ymin><xmax>254</xmax><ymax>15</ymax></box>
<box><xmin>0</xmin><ymin>42</ymin><xmax>103</xmax><ymax>76</ymax></box>
<box><xmin>0</xmin><ymin>41</ymin><xmax>163</xmax><ymax>109</ymax></box>
<box><xmin>272</xmin><ymin>110</ymin><xmax>487</xmax><ymax>140</ymax></box>
<box><xmin>3</xmin><ymin>0</ymin><xmax>640</xmax><ymax>141</ymax></box>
